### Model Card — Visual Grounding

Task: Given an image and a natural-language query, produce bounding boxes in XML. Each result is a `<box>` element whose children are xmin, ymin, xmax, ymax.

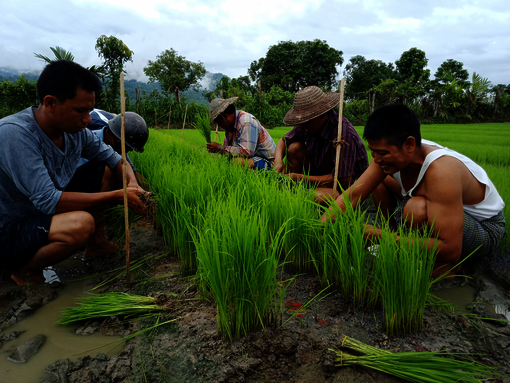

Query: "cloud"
<box><xmin>0</xmin><ymin>0</ymin><xmax>509</xmax><ymax>85</ymax></box>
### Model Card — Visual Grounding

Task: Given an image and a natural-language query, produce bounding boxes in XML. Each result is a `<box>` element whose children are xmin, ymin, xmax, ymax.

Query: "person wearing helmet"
<box><xmin>78</xmin><ymin>110</ymin><xmax>149</xmax><ymax>187</ymax></box>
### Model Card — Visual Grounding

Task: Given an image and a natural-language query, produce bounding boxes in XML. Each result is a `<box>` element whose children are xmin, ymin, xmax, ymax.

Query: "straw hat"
<box><xmin>209</xmin><ymin>97</ymin><xmax>239</xmax><ymax>122</ymax></box>
<box><xmin>283</xmin><ymin>86</ymin><xmax>340</xmax><ymax>126</ymax></box>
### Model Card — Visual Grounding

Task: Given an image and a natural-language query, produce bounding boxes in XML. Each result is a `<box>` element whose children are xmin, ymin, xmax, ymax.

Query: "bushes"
<box><xmin>0</xmin><ymin>75</ymin><xmax>38</xmax><ymax>118</ymax></box>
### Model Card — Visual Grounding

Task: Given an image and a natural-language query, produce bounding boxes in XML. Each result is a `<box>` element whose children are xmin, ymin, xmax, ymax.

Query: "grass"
<box><xmin>56</xmin><ymin>292</ymin><xmax>165</xmax><ymax>326</ymax></box>
<box><xmin>191</xmin><ymin>112</ymin><xmax>212</xmax><ymax>143</ymax></box>
<box><xmin>129</xmin><ymin>122</ymin><xmax>510</xmax><ymax>338</ymax></box>
<box><xmin>330</xmin><ymin>334</ymin><xmax>503</xmax><ymax>383</ymax></box>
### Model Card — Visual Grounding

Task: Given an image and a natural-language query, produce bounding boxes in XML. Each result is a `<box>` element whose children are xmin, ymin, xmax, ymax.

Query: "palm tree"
<box><xmin>34</xmin><ymin>46</ymin><xmax>74</xmax><ymax>63</ymax></box>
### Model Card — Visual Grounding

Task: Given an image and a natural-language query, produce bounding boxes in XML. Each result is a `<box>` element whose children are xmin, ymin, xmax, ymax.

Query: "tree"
<box><xmin>434</xmin><ymin>59</ymin><xmax>469</xmax><ymax>86</ymax></box>
<box><xmin>34</xmin><ymin>46</ymin><xmax>74</xmax><ymax>63</ymax></box>
<box><xmin>249</xmin><ymin>39</ymin><xmax>343</xmax><ymax>92</ymax></box>
<box><xmin>343</xmin><ymin>55</ymin><xmax>395</xmax><ymax>100</ymax></box>
<box><xmin>143</xmin><ymin>49</ymin><xmax>206</xmax><ymax>103</ymax></box>
<box><xmin>395</xmin><ymin>47</ymin><xmax>430</xmax><ymax>84</ymax></box>
<box><xmin>95</xmin><ymin>35</ymin><xmax>134</xmax><ymax>112</ymax></box>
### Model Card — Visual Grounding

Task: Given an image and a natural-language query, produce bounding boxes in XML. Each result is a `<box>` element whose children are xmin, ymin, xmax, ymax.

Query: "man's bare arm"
<box><xmin>321</xmin><ymin>160</ymin><xmax>387</xmax><ymax>223</ymax></box>
<box><xmin>274</xmin><ymin>138</ymin><xmax>287</xmax><ymax>173</ymax></box>
<box><xmin>55</xmin><ymin>160</ymin><xmax>146</xmax><ymax>216</ymax></box>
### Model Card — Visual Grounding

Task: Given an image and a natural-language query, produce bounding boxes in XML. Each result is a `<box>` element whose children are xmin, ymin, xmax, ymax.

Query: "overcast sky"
<box><xmin>1</xmin><ymin>0</ymin><xmax>509</xmax><ymax>88</ymax></box>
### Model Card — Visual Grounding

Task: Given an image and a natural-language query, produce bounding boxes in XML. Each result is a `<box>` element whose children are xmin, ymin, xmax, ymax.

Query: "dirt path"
<box><xmin>1</xmin><ymin>221</ymin><xmax>510</xmax><ymax>383</ymax></box>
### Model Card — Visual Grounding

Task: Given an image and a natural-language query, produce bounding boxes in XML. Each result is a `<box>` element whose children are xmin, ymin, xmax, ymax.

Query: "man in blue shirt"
<box><xmin>0</xmin><ymin>60</ymin><xmax>148</xmax><ymax>285</ymax></box>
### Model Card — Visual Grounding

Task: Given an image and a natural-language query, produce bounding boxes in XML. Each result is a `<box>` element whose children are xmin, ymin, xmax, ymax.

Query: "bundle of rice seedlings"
<box><xmin>191</xmin><ymin>112</ymin><xmax>212</xmax><ymax>143</ymax></box>
<box><xmin>330</xmin><ymin>335</ymin><xmax>503</xmax><ymax>383</ymax></box>
<box><xmin>56</xmin><ymin>292</ymin><xmax>165</xmax><ymax>326</ymax></box>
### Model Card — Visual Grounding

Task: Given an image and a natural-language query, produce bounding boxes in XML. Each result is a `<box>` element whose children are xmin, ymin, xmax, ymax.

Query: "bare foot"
<box><xmin>11</xmin><ymin>271</ymin><xmax>45</xmax><ymax>286</ymax></box>
<box><xmin>85</xmin><ymin>239</ymin><xmax>119</xmax><ymax>255</ymax></box>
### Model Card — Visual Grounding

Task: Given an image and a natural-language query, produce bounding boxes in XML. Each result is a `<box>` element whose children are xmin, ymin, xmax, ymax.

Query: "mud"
<box><xmin>1</xmin><ymin>220</ymin><xmax>510</xmax><ymax>383</ymax></box>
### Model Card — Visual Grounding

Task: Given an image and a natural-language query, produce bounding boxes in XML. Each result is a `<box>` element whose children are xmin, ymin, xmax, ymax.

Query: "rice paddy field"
<box><xmin>131</xmin><ymin>122</ymin><xmax>510</xmax><ymax>341</ymax></box>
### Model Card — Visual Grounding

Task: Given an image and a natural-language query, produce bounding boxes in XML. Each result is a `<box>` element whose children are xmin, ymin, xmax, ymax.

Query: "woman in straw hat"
<box><xmin>207</xmin><ymin>97</ymin><xmax>276</xmax><ymax>170</ymax></box>
<box><xmin>274</xmin><ymin>86</ymin><xmax>369</xmax><ymax>204</ymax></box>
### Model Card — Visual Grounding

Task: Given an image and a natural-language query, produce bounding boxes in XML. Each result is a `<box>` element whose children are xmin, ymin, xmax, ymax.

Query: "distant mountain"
<box><xmin>0</xmin><ymin>67</ymin><xmax>227</xmax><ymax>105</ymax></box>
<box><xmin>0</xmin><ymin>67</ymin><xmax>40</xmax><ymax>82</ymax></box>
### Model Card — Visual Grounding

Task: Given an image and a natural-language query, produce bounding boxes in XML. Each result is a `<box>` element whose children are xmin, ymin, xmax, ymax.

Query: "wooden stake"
<box><xmin>120</xmin><ymin>73</ymin><xmax>131</xmax><ymax>288</ymax></box>
<box><xmin>333</xmin><ymin>78</ymin><xmax>346</xmax><ymax>198</ymax></box>
<box><xmin>181</xmin><ymin>104</ymin><xmax>188</xmax><ymax>139</ymax></box>
<box><xmin>167</xmin><ymin>106</ymin><xmax>172</xmax><ymax>130</ymax></box>
<box><xmin>214</xmin><ymin>123</ymin><xmax>219</xmax><ymax>142</ymax></box>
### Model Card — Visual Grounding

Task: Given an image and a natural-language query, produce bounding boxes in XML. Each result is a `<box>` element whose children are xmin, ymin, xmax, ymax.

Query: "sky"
<box><xmin>1</xmin><ymin>0</ymin><xmax>509</xmax><ymax>89</ymax></box>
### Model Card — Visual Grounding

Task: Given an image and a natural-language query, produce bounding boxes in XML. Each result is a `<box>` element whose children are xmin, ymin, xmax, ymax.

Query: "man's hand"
<box><xmin>274</xmin><ymin>161</ymin><xmax>286</xmax><ymax>174</ymax></box>
<box><xmin>125</xmin><ymin>186</ymin><xmax>148</xmax><ymax>217</ymax></box>
<box><xmin>288</xmin><ymin>173</ymin><xmax>305</xmax><ymax>182</ymax></box>
<box><xmin>206</xmin><ymin>142</ymin><xmax>221</xmax><ymax>153</ymax></box>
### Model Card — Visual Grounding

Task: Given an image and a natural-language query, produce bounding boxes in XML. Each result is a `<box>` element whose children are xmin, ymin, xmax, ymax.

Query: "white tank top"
<box><xmin>393</xmin><ymin>139</ymin><xmax>505</xmax><ymax>221</ymax></box>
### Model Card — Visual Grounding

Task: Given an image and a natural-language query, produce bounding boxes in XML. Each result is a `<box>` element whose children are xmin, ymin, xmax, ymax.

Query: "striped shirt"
<box><xmin>284</xmin><ymin>110</ymin><xmax>368</xmax><ymax>180</ymax></box>
<box><xmin>221</xmin><ymin>110</ymin><xmax>276</xmax><ymax>162</ymax></box>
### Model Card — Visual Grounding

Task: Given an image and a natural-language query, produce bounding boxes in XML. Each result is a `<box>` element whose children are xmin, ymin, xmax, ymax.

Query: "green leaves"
<box><xmin>34</xmin><ymin>46</ymin><xmax>75</xmax><ymax>63</ymax></box>
<box><xmin>331</xmin><ymin>335</ymin><xmax>503</xmax><ymax>383</ymax></box>
<box><xmin>252</xmin><ymin>39</ymin><xmax>343</xmax><ymax>92</ymax></box>
<box><xmin>94</xmin><ymin>35</ymin><xmax>134</xmax><ymax>113</ymax></box>
<box><xmin>143</xmin><ymin>48</ymin><xmax>206</xmax><ymax>102</ymax></box>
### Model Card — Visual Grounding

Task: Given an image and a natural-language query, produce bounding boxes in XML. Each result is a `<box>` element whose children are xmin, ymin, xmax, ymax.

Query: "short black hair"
<box><xmin>363</xmin><ymin>104</ymin><xmax>421</xmax><ymax>149</ymax></box>
<box><xmin>37</xmin><ymin>60</ymin><xmax>102</xmax><ymax>104</ymax></box>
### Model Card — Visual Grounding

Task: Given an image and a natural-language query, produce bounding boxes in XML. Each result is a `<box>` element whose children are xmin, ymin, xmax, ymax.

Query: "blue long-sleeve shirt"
<box><xmin>0</xmin><ymin>107</ymin><xmax>122</xmax><ymax>230</ymax></box>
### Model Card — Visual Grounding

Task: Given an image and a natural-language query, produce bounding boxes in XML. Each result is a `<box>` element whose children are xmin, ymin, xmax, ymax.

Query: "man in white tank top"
<box><xmin>322</xmin><ymin>104</ymin><xmax>505</xmax><ymax>278</ymax></box>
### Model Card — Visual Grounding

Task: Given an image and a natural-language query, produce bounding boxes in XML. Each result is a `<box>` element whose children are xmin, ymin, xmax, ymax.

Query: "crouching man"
<box><xmin>206</xmin><ymin>97</ymin><xmax>276</xmax><ymax>170</ymax></box>
<box><xmin>322</xmin><ymin>104</ymin><xmax>506</xmax><ymax>278</ymax></box>
<box><xmin>0</xmin><ymin>60</ymin><xmax>148</xmax><ymax>285</ymax></box>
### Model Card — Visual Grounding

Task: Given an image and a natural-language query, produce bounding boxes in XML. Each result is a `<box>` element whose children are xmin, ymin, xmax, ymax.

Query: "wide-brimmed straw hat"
<box><xmin>283</xmin><ymin>86</ymin><xmax>340</xmax><ymax>126</ymax></box>
<box><xmin>209</xmin><ymin>97</ymin><xmax>239</xmax><ymax>122</ymax></box>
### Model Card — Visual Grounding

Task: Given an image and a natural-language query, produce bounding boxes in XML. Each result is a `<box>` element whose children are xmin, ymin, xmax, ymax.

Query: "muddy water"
<box><xmin>0</xmin><ymin>278</ymin><xmax>121</xmax><ymax>383</ymax></box>
<box><xmin>432</xmin><ymin>285</ymin><xmax>477</xmax><ymax>307</ymax></box>
<box><xmin>432</xmin><ymin>283</ymin><xmax>510</xmax><ymax>321</ymax></box>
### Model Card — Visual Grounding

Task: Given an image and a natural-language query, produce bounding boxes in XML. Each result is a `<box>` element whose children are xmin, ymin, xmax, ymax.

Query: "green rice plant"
<box><xmin>330</xmin><ymin>335</ymin><xmax>503</xmax><ymax>383</ymax></box>
<box><xmin>319</xmin><ymin>197</ymin><xmax>374</xmax><ymax>307</ymax></box>
<box><xmin>191</xmin><ymin>112</ymin><xmax>212</xmax><ymax>143</ymax></box>
<box><xmin>190</xmin><ymin>201</ymin><xmax>287</xmax><ymax>340</ymax></box>
<box><xmin>56</xmin><ymin>292</ymin><xmax>165</xmax><ymax>326</ymax></box>
<box><xmin>105</xmin><ymin>205</ymin><xmax>142</xmax><ymax>247</ymax></box>
<box><xmin>372</xmin><ymin>219</ymin><xmax>439</xmax><ymax>335</ymax></box>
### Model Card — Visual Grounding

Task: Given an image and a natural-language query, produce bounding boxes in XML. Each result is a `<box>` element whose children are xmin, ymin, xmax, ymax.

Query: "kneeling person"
<box><xmin>323</xmin><ymin>104</ymin><xmax>506</xmax><ymax>278</ymax></box>
<box><xmin>206</xmin><ymin>97</ymin><xmax>276</xmax><ymax>170</ymax></box>
<box><xmin>0</xmin><ymin>60</ymin><xmax>148</xmax><ymax>285</ymax></box>
<box><xmin>275</xmin><ymin>86</ymin><xmax>369</xmax><ymax>204</ymax></box>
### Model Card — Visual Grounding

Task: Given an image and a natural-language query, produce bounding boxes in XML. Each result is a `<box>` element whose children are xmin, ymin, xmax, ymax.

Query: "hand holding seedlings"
<box><xmin>206</xmin><ymin>141</ymin><xmax>221</xmax><ymax>153</ymax></box>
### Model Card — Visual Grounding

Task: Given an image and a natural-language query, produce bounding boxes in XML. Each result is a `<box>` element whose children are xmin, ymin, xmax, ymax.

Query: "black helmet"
<box><xmin>108</xmin><ymin>112</ymin><xmax>149</xmax><ymax>153</ymax></box>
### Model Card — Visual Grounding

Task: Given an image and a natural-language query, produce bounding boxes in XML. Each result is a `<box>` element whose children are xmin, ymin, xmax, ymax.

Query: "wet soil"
<box><xmin>1</xmin><ymin>220</ymin><xmax>510</xmax><ymax>383</ymax></box>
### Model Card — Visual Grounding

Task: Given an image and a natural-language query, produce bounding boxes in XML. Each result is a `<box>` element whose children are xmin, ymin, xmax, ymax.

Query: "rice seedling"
<box><xmin>319</xmin><ymin>198</ymin><xmax>374</xmax><ymax>307</ymax></box>
<box><xmin>372</xmin><ymin>219</ymin><xmax>439</xmax><ymax>335</ymax></box>
<box><xmin>190</xmin><ymin>201</ymin><xmax>287</xmax><ymax>340</ymax></box>
<box><xmin>330</xmin><ymin>335</ymin><xmax>503</xmax><ymax>383</ymax></box>
<box><xmin>191</xmin><ymin>112</ymin><xmax>212</xmax><ymax>143</ymax></box>
<box><xmin>56</xmin><ymin>292</ymin><xmax>165</xmax><ymax>326</ymax></box>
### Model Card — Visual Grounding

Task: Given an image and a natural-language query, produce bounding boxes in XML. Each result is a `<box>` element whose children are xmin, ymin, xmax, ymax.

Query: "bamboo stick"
<box><xmin>120</xmin><ymin>73</ymin><xmax>131</xmax><ymax>287</ymax></box>
<box><xmin>167</xmin><ymin>106</ymin><xmax>172</xmax><ymax>130</ymax></box>
<box><xmin>214</xmin><ymin>123</ymin><xmax>219</xmax><ymax>142</ymax></box>
<box><xmin>181</xmin><ymin>104</ymin><xmax>188</xmax><ymax>139</ymax></box>
<box><xmin>333</xmin><ymin>78</ymin><xmax>346</xmax><ymax>198</ymax></box>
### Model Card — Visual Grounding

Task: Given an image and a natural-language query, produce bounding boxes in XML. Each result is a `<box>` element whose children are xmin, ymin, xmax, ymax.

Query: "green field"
<box><xmin>161</xmin><ymin>122</ymin><xmax>510</xmax><ymax>243</ymax></box>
